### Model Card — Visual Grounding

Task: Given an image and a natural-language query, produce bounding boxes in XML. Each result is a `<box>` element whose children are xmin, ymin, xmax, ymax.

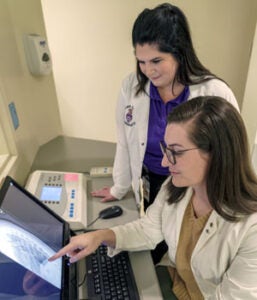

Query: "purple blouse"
<box><xmin>143</xmin><ymin>83</ymin><xmax>189</xmax><ymax>175</ymax></box>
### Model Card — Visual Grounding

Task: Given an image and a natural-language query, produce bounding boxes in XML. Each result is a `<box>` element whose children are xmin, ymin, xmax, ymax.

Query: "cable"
<box><xmin>72</xmin><ymin>228</ymin><xmax>87</xmax><ymax>233</ymax></box>
<box><xmin>86</xmin><ymin>216</ymin><xmax>100</xmax><ymax>227</ymax></box>
<box><xmin>78</xmin><ymin>272</ymin><xmax>87</xmax><ymax>287</ymax></box>
<box><xmin>72</xmin><ymin>215</ymin><xmax>101</xmax><ymax>234</ymax></box>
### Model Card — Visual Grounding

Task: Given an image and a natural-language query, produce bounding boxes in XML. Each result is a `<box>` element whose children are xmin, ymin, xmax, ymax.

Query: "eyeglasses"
<box><xmin>160</xmin><ymin>141</ymin><xmax>198</xmax><ymax>165</ymax></box>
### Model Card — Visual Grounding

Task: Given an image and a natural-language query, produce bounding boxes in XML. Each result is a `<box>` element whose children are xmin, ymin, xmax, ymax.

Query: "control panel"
<box><xmin>26</xmin><ymin>170</ymin><xmax>87</xmax><ymax>230</ymax></box>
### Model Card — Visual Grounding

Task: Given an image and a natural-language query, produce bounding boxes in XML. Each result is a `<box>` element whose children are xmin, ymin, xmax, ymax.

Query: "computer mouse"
<box><xmin>99</xmin><ymin>205</ymin><xmax>123</xmax><ymax>219</ymax></box>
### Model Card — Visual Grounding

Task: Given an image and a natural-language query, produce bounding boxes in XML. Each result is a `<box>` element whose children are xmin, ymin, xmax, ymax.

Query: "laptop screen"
<box><xmin>0</xmin><ymin>176</ymin><xmax>76</xmax><ymax>299</ymax></box>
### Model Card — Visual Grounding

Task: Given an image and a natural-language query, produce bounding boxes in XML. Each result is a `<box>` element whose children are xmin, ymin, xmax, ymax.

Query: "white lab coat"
<box><xmin>110</xmin><ymin>73</ymin><xmax>239</xmax><ymax>205</ymax></box>
<box><xmin>110</xmin><ymin>181</ymin><xmax>257</xmax><ymax>299</ymax></box>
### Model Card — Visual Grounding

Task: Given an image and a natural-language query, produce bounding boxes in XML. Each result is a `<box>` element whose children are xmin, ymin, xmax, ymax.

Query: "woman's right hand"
<box><xmin>48</xmin><ymin>229</ymin><xmax>116</xmax><ymax>263</ymax></box>
<box><xmin>91</xmin><ymin>186</ymin><xmax>117</xmax><ymax>202</ymax></box>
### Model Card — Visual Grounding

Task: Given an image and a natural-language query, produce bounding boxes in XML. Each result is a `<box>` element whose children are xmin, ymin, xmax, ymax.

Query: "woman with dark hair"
<box><xmin>92</xmin><ymin>3</ymin><xmax>239</xmax><ymax>263</ymax></box>
<box><xmin>50</xmin><ymin>96</ymin><xmax>257</xmax><ymax>299</ymax></box>
<box><xmin>132</xmin><ymin>3</ymin><xmax>221</xmax><ymax>95</ymax></box>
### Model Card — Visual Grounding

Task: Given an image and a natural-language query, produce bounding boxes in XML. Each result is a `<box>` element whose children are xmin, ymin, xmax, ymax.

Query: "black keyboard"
<box><xmin>85</xmin><ymin>245</ymin><xmax>140</xmax><ymax>300</ymax></box>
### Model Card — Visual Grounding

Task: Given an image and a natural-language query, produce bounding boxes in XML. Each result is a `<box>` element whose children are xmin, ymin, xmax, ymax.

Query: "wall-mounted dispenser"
<box><xmin>23</xmin><ymin>34</ymin><xmax>52</xmax><ymax>76</ymax></box>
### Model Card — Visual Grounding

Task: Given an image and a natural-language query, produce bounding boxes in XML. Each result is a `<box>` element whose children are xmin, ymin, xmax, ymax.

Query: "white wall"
<box><xmin>41</xmin><ymin>0</ymin><xmax>257</xmax><ymax>143</ymax></box>
<box><xmin>0</xmin><ymin>0</ymin><xmax>62</xmax><ymax>184</ymax></box>
<box><xmin>242</xmin><ymin>20</ymin><xmax>257</xmax><ymax>172</ymax></box>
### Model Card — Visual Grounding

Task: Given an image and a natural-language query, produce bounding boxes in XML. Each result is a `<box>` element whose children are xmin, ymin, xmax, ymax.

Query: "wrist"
<box><xmin>97</xmin><ymin>229</ymin><xmax>116</xmax><ymax>248</ymax></box>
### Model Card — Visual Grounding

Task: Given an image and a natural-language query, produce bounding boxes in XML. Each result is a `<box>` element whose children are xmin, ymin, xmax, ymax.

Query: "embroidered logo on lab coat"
<box><xmin>124</xmin><ymin>105</ymin><xmax>135</xmax><ymax>126</ymax></box>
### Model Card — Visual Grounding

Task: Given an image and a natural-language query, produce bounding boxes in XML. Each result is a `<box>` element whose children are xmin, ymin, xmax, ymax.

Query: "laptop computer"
<box><xmin>0</xmin><ymin>176</ymin><xmax>78</xmax><ymax>299</ymax></box>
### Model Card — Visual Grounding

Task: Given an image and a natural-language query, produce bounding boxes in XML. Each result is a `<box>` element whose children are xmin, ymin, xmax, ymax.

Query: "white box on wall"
<box><xmin>23</xmin><ymin>34</ymin><xmax>52</xmax><ymax>76</ymax></box>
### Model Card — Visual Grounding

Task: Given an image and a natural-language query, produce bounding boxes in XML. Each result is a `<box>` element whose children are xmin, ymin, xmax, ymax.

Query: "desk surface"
<box><xmin>87</xmin><ymin>177</ymin><xmax>140</xmax><ymax>229</ymax></box>
<box><xmin>31</xmin><ymin>135</ymin><xmax>116</xmax><ymax>174</ymax></box>
<box><xmin>30</xmin><ymin>136</ymin><xmax>163</xmax><ymax>300</ymax></box>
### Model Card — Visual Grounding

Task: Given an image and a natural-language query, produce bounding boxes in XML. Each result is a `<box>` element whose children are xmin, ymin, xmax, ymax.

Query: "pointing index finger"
<box><xmin>48</xmin><ymin>243</ymin><xmax>75</xmax><ymax>262</ymax></box>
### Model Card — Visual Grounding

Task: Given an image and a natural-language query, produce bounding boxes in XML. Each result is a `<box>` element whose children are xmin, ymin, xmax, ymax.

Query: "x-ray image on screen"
<box><xmin>0</xmin><ymin>176</ymin><xmax>77</xmax><ymax>300</ymax></box>
<box><xmin>0</xmin><ymin>219</ymin><xmax>62</xmax><ymax>289</ymax></box>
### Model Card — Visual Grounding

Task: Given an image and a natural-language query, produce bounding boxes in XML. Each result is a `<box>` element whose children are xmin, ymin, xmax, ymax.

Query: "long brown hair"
<box><xmin>166</xmin><ymin>96</ymin><xmax>257</xmax><ymax>221</ymax></box>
